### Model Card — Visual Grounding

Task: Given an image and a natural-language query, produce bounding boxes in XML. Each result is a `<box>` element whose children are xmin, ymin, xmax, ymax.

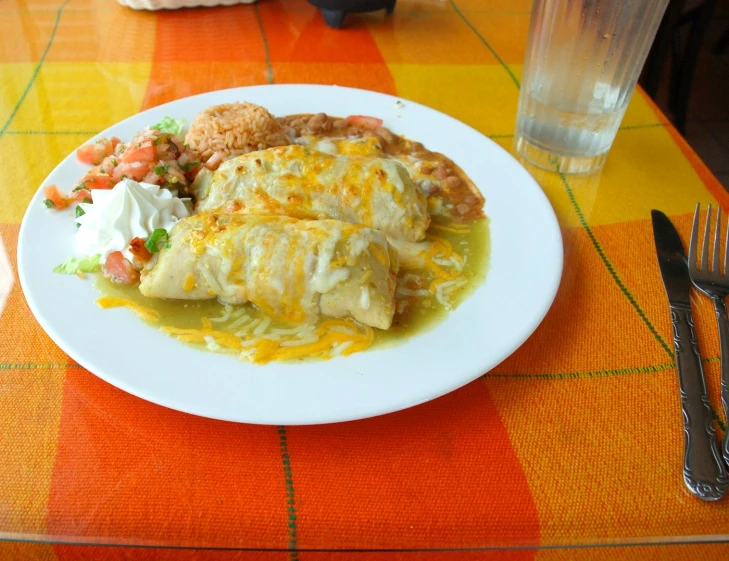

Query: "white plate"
<box><xmin>18</xmin><ymin>85</ymin><xmax>562</xmax><ymax>425</ymax></box>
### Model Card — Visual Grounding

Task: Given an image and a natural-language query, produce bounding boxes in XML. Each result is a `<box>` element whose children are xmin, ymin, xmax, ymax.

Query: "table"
<box><xmin>1</xmin><ymin>0</ymin><xmax>729</xmax><ymax>558</ymax></box>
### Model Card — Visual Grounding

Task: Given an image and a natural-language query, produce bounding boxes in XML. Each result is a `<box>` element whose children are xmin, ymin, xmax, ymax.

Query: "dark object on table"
<box><xmin>308</xmin><ymin>0</ymin><xmax>396</xmax><ymax>29</ymax></box>
<box><xmin>640</xmin><ymin>0</ymin><xmax>718</xmax><ymax>134</ymax></box>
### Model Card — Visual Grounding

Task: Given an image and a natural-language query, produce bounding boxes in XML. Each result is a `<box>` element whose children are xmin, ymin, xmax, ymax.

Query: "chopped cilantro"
<box><xmin>180</xmin><ymin>159</ymin><xmax>200</xmax><ymax>172</ymax></box>
<box><xmin>153</xmin><ymin>164</ymin><xmax>167</xmax><ymax>175</ymax></box>
<box><xmin>43</xmin><ymin>199</ymin><xmax>55</xmax><ymax>208</ymax></box>
<box><xmin>145</xmin><ymin>228</ymin><xmax>169</xmax><ymax>253</ymax></box>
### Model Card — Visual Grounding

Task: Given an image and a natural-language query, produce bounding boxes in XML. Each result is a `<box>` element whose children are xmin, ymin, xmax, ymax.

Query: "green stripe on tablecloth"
<box><xmin>450</xmin><ymin>0</ymin><xmax>521</xmax><ymax>89</ymax></box>
<box><xmin>254</xmin><ymin>4</ymin><xmax>274</xmax><ymax>85</ymax></box>
<box><xmin>3</xmin><ymin>131</ymin><xmax>99</xmax><ymax>135</ymax></box>
<box><xmin>557</xmin><ymin>168</ymin><xmax>675</xmax><ymax>359</ymax></box>
<box><xmin>0</xmin><ymin>363</ymin><xmax>721</xmax><ymax>428</ymax></box>
<box><xmin>487</xmin><ymin>123</ymin><xmax>668</xmax><ymax>140</ymax></box>
<box><xmin>485</xmin><ymin>357</ymin><xmax>722</xmax><ymax>381</ymax></box>
<box><xmin>0</xmin><ymin>363</ymin><xmax>81</xmax><ymax>370</ymax></box>
<box><xmin>1</xmin><ymin>126</ymin><xmax>666</xmax><ymax>140</ymax></box>
<box><xmin>618</xmin><ymin>123</ymin><xmax>669</xmax><ymax>131</ymax></box>
<box><xmin>278</xmin><ymin>426</ymin><xmax>299</xmax><ymax>561</ymax></box>
<box><xmin>0</xmin><ymin>0</ymin><xmax>71</xmax><ymax>138</ymax></box>
<box><xmin>484</xmin><ymin>363</ymin><xmax>676</xmax><ymax>380</ymax></box>
<box><xmin>0</xmin><ymin>357</ymin><xmax>717</xmax><ymax>376</ymax></box>
<box><xmin>485</xmin><ymin>359</ymin><xmax>726</xmax><ymax>431</ymax></box>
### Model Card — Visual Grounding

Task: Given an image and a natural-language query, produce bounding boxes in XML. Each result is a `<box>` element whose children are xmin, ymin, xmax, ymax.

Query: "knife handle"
<box><xmin>671</xmin><ymin>303</ymin><xmax>728</xmax><ymax>501</ymax></box>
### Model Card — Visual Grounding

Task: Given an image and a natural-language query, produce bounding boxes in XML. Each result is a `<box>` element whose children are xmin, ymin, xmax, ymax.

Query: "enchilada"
<box><xmin>191</xmin><ymin>145</ymin><xmax>430</xmax><ymax>242</ymax></box>
<box><xmin>139</xmin><ymin>213</ymin><xmax>399</xmax><ymax>330</ymax></box>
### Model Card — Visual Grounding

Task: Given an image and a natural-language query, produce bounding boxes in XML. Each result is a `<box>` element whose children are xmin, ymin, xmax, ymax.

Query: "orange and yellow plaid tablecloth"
<box><xmin>2</xmin><ymin>0</ymin><xmax>729</xmax><ymax>559</ymax></box>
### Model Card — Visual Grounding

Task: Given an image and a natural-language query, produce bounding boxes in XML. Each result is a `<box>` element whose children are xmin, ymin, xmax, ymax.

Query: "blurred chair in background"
<box><xmin>640</xmin><ymin>0</ymin><xmax>718</xmax><ymax>134</ymax></box>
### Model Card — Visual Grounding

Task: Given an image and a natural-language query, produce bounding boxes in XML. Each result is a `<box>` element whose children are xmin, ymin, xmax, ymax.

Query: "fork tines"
<box><xmin>690</xmin><ymin>204</ymin><xmax>729</xmax><ymax>278</ymax></box>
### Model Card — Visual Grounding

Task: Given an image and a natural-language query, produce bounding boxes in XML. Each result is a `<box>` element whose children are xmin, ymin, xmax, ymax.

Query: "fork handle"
<box><xmin>711</xmin><ymin>296</ymin><xmax>729</xmax><ymax>467</ymax></box>
<box><xmin>670</xmin><ymin>303</ymin><xmax>728</xmax><ymax>500</ymax></box>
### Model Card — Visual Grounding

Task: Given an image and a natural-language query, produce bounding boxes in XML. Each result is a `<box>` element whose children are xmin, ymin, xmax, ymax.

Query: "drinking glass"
<box><xmin>514</xmin><ymin>0</ymin><xmax>671</xmax><ymax>174</ymax></box>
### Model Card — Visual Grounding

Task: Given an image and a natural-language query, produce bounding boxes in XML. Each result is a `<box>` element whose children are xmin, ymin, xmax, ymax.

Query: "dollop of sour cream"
<box><xmin>75</xmin><ymin>179</ymin><xmax>190</xmax><ymax>261</ymax></box>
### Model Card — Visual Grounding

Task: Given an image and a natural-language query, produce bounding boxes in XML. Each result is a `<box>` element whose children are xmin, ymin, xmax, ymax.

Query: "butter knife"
<box><xmin>651</xmin><ymin>210</ymin><xmax>728</xmax><ymax>501</ymax></box>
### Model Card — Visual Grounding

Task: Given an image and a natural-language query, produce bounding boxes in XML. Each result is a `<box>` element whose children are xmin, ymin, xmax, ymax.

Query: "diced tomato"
<box><xmin>114</xmin><ymin>161</ymin><xmax>149</xmax><ymax>181</ymax></box>
<box><xmin>76</xmin><ymin>137</ymin><xmax>121</xmax><ymax>165</ymax></box>
<box><xmin>98</xmin><ymin>155</ymin><xmax>117</xmax><ymax>176</ymax></box>
<box><xmin>103</xmin><ymin>251</ymin><xmax>140</xmax><ymax>285</ymax></box>
<box><xmin>129</xmin><ymin>237</ymin><xmax>152</xmax><ymax>264</ymax></box>
<box><xmin>142</xmin><ymin>170</ymin><xmax>160</xmax><ymax>184</ymax></box>
<box><xmin>67</xmin><ymin>130</ymin><xmax>204</xmax><ymax>205</ymax></box>
<box><xmin>86</xmin><ymin>174</ymin><xmax>116</xmax><ymax>190</ymax></box>
<box><xmin>68</xmin><ymin>188</ymin><xmax>92</xmax><ymax>203</ymax></box>
<box><xmin>76</xmin><ymin>174</ymin><xmax>116</xmax><ymax>191</ymax></box>
<box><xmin>121</xmin><ymin>140</ymin><xmax>155</xmax><ymax>164</ymax></box>
<box><xmin>345</xmin><ymin>115</ymin><xmax>383</xmax><ymax>129</ymax></box>
<box><xmin>43</xmin><ymin>184</ymin><xmax>69</xmax><ymax>210</ymax></box>
<box><xmin>205</xmin><ymin>151</ymin><xmax>224</xmax><ymax>170</ymax></box>
<box><xmin>166</xmin><ymin>164</ymin><xmax>186</xmax><ymax>184</ymax></box>
<box><xmin>76</xmin><ymin>145</ymin><xmax>101</xmax><ymax>165</ymax></box>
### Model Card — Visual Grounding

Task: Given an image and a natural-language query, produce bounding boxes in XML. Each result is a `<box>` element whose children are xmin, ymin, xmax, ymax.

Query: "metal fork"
<box><xmin>689</xmin><ymin>203</ymin><xmax>729</xmax><ymax>466</ymax></box>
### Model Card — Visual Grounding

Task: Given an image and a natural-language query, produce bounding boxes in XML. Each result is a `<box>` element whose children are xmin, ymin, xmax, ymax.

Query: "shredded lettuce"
<box><xmin>53</xmin><ymin>254</ymin><xmax>101</xmax><ymax>275</ymax></box>
<box><xmin>150</xmin><ymin>116</ymin><xmax>186</xmax><ymax>135</ymax></box>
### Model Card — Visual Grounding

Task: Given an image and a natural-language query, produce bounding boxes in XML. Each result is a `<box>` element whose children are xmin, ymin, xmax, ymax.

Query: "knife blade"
<box><xmin>651</xmin><ymin>209</ymin><xmax>728</xmax><ymax>501</ymax></box>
